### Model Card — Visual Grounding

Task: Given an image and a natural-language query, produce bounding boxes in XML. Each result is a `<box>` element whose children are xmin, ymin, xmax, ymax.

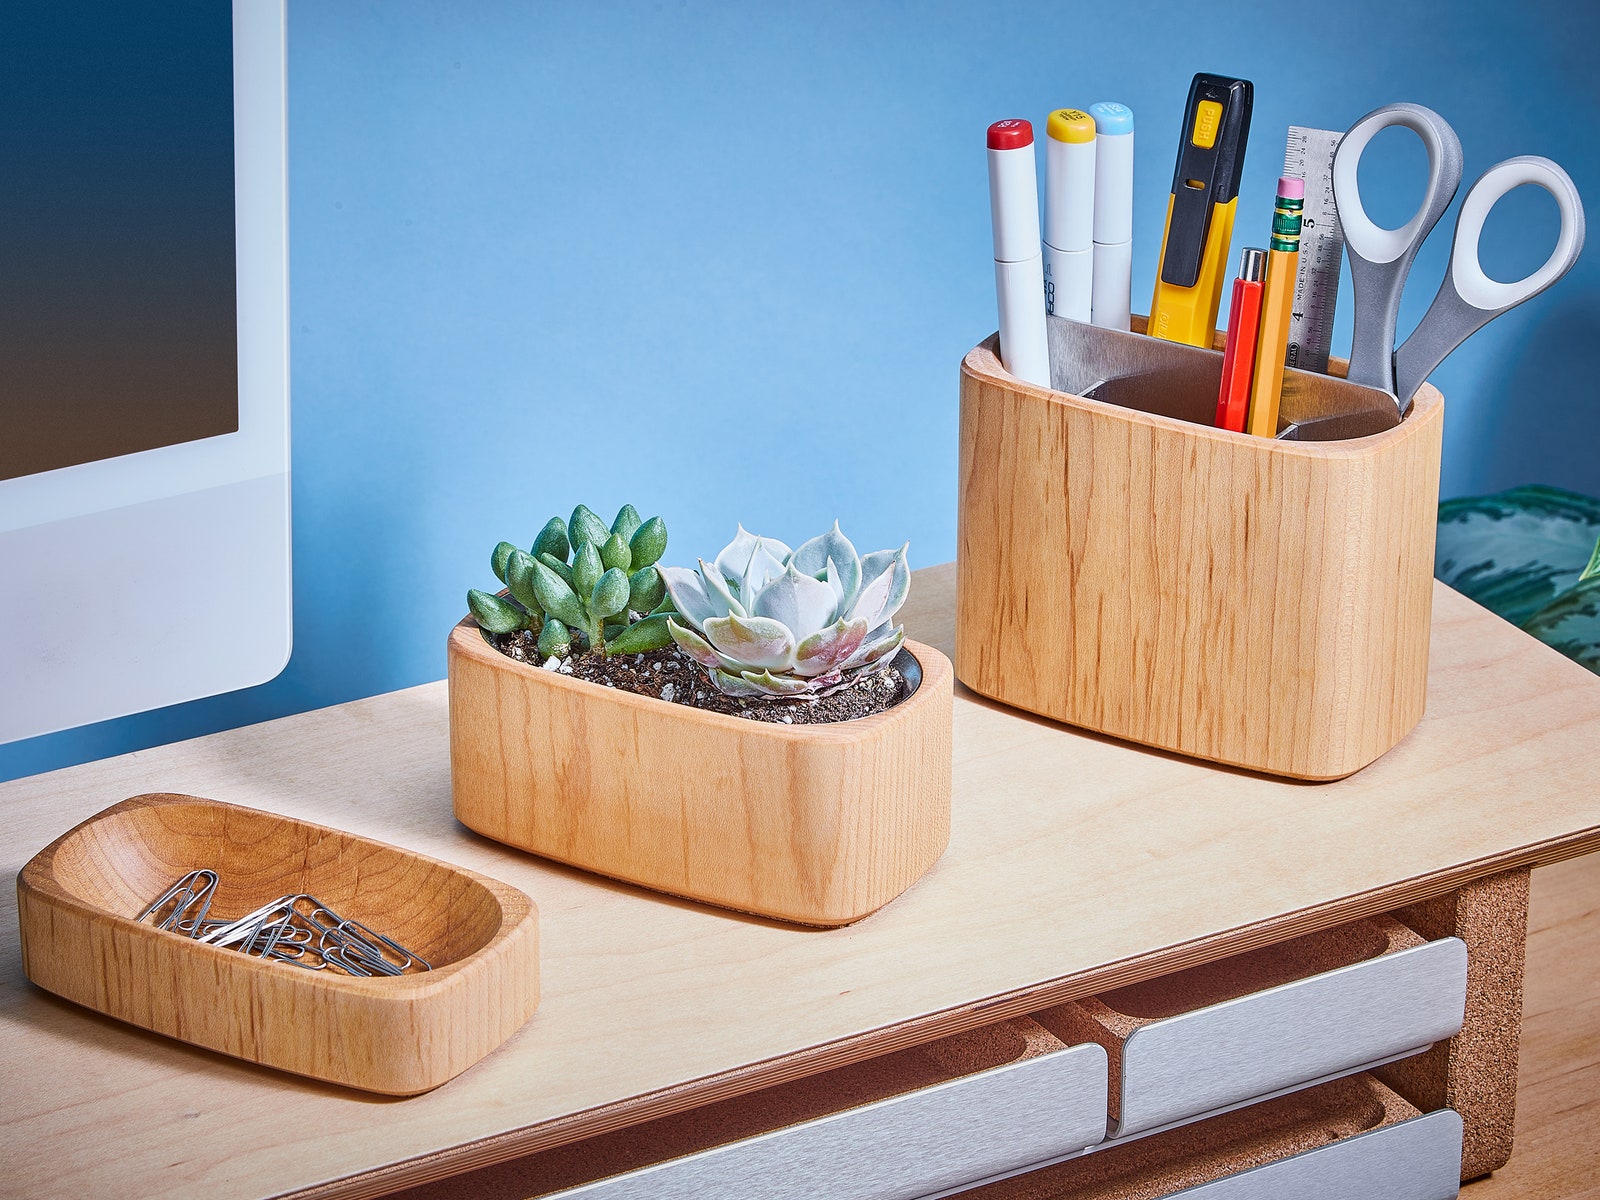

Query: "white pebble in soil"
<box><xmin>542</xmin><ymin>655</ymin><xmax>560</xmax><ymax>671</ymax></box>
<box><xmin>660</xmin><ymin>682</ymin><xmax>676</xmax><ymax>703</ymax></box>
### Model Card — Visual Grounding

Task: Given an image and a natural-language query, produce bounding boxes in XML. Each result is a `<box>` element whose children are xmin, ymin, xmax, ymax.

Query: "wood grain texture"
<box><xmin>957</xmin><ymin>335</ymin><xmax>1444</xmax><ymax>779</ymax></box>
<box><xmin>1378</xmin><ymin>868</ymin><xmax>1531</xmax><ymax>1180</ymax></box>
<box><xmin>448</xmin><ymin>623</ymin><xmax>953</xmax><ymax>926</ymax></box>
<box><xmin>16</xmin><ymin>793</ymin><xmax>540</xmax><ymax>1095</ymax></box>
<box><xmin>0</xmin><ymin>565</ymin><xmax>1596</xmax><ymax>1200</ymax></box>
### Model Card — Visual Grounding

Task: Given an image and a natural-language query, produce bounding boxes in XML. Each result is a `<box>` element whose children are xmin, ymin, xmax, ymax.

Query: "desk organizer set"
<box><xmin>10</xmin><ymin>77</ymin><xmax>1584</xmax><ymax>1200</ymax></box>
<box><xmin>15</xmin><ymin>514</ymin><xmax>955</xmax><ymax>1098</ymax></box>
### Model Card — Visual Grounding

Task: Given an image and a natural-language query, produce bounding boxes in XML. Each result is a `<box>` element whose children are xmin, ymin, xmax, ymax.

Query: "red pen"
<box><xmin>1215</xmin><ymin>248</ymin><xmax>1266</xmax><ymax>433</ymax></box>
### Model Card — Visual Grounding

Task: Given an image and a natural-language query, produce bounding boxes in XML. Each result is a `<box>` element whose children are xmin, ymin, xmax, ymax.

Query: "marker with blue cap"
<box><xmin>1088</xmin><ymin>101</ymin><xmax>1134</xmax><ymax>330</ymax></box>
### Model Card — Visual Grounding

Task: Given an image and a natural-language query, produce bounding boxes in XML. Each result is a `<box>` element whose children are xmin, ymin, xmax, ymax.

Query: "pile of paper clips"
<box><xmin>136</xmin><ymin>869</ymin><xmax>432</xmax><ymax>977</ymax></box>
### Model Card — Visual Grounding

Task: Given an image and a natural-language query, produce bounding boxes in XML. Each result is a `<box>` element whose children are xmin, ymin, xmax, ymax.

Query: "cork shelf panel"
<box><xmin>1376</xmin><ymin>868</ymin><xmax>1532</xmax><ymax>1181</ymax></box>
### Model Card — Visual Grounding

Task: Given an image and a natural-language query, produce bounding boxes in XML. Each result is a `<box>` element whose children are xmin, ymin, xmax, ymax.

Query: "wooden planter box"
<box><xmin>448</xmin><ymin>621</ymin><xmax>953</xmax><ymax>926</ymax></box>
<box><xmin>17</xmin><ymin>793</ymin><xmax>540</xmax><ymax>1095</ymax></box>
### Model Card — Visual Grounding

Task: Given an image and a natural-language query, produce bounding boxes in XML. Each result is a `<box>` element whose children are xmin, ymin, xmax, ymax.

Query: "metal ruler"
<box><xmin>1282</xmin><ymin>126</ymin><xmax>1344</xmax><ymax>373</ymax></box>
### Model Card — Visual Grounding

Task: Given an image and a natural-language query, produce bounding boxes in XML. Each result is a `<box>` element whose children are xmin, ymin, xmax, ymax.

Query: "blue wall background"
<box><xmin>5</xmin><ymin>0</ymin><xmax>1596</xmax><ymax>782</ymax></box>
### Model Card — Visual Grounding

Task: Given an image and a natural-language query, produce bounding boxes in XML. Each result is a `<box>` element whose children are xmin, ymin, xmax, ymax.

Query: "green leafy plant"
<box><xmin>1435</xmin><ymin>485</ymin><xmax>1600</xmax><ymax>674</ymax></box>
<box><xmin>660</xmin><ymin>523</ymin><xmax>910</xmax><ymax>698</ymax></box>
<box><xmin>467</xmin><ymin>504</ymin><xmax>674</xmax><ymax>657</ymax></box>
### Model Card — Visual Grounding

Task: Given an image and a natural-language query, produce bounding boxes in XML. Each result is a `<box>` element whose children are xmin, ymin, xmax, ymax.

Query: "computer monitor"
<box><xmin>0</xmin><ymin>0</ymin><xmax>291</xmax><ymax>743</ymax></box>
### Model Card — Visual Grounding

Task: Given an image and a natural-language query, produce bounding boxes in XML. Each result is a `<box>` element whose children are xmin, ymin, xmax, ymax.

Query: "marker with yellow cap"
<box><xmin>1149</xmin><ymin>73</ymin><xmax>1253</xmax><ymax>347</ymax></box>
<box><xmin>1044</xmin><ymin>108</ymin><xmax>1096</xmax><ymax>322</ymax></box>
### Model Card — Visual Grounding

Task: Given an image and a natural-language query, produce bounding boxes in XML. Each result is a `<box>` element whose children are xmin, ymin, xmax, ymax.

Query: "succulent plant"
<box><xmin>467</xmin><ymin>504</ymin><xmax>674</xmax><ymax>656</ymax></box>
<box><xmin>660</xmin><ymin>524</ymin><xmax>910</xmax><ymax>698</ymax></box>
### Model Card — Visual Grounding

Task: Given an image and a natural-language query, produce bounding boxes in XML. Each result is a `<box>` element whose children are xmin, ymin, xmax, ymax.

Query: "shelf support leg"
<box><xmin>1376</xmin><ymin>867</ymin><xmax>1530</xmax><ymax>1181</ymax></box>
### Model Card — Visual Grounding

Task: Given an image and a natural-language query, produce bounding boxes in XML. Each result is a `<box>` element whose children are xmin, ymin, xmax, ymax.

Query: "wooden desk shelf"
<box><xmin>2</xmin><ymin>564</ymin><xmax>1596</xmax><ymax>1199</ymax></box>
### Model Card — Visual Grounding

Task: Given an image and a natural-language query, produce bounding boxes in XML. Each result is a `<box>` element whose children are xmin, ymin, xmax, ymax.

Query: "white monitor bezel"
<box><xmin>0</xmin><ymin>0</ymin><xmax>291</xmax><ymax>744</ymax></box>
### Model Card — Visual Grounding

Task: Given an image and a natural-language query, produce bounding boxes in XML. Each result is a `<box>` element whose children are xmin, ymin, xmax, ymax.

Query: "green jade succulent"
<box><xmin>660</xmin><ymin>524</ymin><xmax>910</xmax><ymax>699</ymax></box>
<box><xmin>467</xmin><ymin>504</ymin><xmax>674</xmax><ymax>658</ymax></box>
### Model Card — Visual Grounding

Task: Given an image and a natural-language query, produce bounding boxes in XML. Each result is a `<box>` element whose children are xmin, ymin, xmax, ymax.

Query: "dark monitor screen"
<box><xmin>1</xmin><ymin>1</ymin><xmax>237</xmax><ymax>482</ymax></box>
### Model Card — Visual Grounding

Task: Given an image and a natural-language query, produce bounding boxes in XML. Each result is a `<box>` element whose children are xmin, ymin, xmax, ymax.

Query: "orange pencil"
<box><xmin>1245</xmin><ymin>177</ymin><xmax>1303</xmax><ymax>437</ymax></box>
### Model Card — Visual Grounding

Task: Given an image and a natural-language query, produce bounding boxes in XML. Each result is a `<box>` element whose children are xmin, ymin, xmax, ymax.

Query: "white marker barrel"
<box><xmin>987</xmin><ymin>119</ymin><xmax>1051</xmax><ymax>387</ymax></box>
<box><xmin>1089</xmin><ymin>101</ymin><xmax>1134</xmax><ymax>330</ymax></box>
<box><xmin>1091</xmin><ymin>240</ymin><xmax>1133</xmax><ymax>331</ymax></box>
<box><xmin>1044</xmin><ymin>108</ymin><xmax>1096</xmax><ymax>323</ymax></box>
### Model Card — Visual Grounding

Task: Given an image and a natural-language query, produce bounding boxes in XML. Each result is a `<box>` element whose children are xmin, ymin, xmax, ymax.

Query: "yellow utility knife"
<box><xmin>1149</xmin><ymin>74</ymin><xmax>1253</xmax><ymax>347</ymax></box>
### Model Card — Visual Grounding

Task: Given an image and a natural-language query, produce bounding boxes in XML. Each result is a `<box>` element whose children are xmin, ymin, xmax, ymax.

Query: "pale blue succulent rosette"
<box><xmin>659</xmin><ymin>524</ymin><xmax>911</xmax><ymax>699</ymax></box>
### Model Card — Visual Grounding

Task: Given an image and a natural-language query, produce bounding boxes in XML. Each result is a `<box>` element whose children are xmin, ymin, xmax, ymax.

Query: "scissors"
<box><xmin>1333</xmin><ymin>102</ymin><xmax>1585</xmax><ymax>413</ymax></box>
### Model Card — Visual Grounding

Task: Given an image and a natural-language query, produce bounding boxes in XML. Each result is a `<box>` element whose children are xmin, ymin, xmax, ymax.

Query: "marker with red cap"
<box><xmin>987</xmin><ymin>118</ymin><xmax>1051</xmax><ymax>387</ymax></box>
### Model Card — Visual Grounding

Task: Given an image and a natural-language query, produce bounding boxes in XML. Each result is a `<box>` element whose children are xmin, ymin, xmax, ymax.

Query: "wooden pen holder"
<box><xmin>956</xmin><ymin>320</ymin><xmax>1444</xmax><ymax>780</ymax></box>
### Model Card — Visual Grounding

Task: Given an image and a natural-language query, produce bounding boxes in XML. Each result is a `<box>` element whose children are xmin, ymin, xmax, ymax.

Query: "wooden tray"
<box><xmin>16</xmin><ymin>792</ymin><xmax>540</xmax><ymax>1095</ymax></box>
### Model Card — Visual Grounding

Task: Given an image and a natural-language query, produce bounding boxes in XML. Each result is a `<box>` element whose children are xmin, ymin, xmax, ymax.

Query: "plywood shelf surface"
<box><xmin>1</xmin><ymin>564</ymin><xmax>1596</xmax><ymax>1200</ymax></box>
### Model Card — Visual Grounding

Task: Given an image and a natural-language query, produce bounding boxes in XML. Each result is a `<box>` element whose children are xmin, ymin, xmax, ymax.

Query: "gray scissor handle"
<box><xmin>1333</xmin><ymin>103</ymin><xmax>1464</xmax><ymax>405</ymax></box>
<box><xmin>1393</xmin><ymin>155</ymin><xmax>1586</xmax><ymax>406</ymax></box>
